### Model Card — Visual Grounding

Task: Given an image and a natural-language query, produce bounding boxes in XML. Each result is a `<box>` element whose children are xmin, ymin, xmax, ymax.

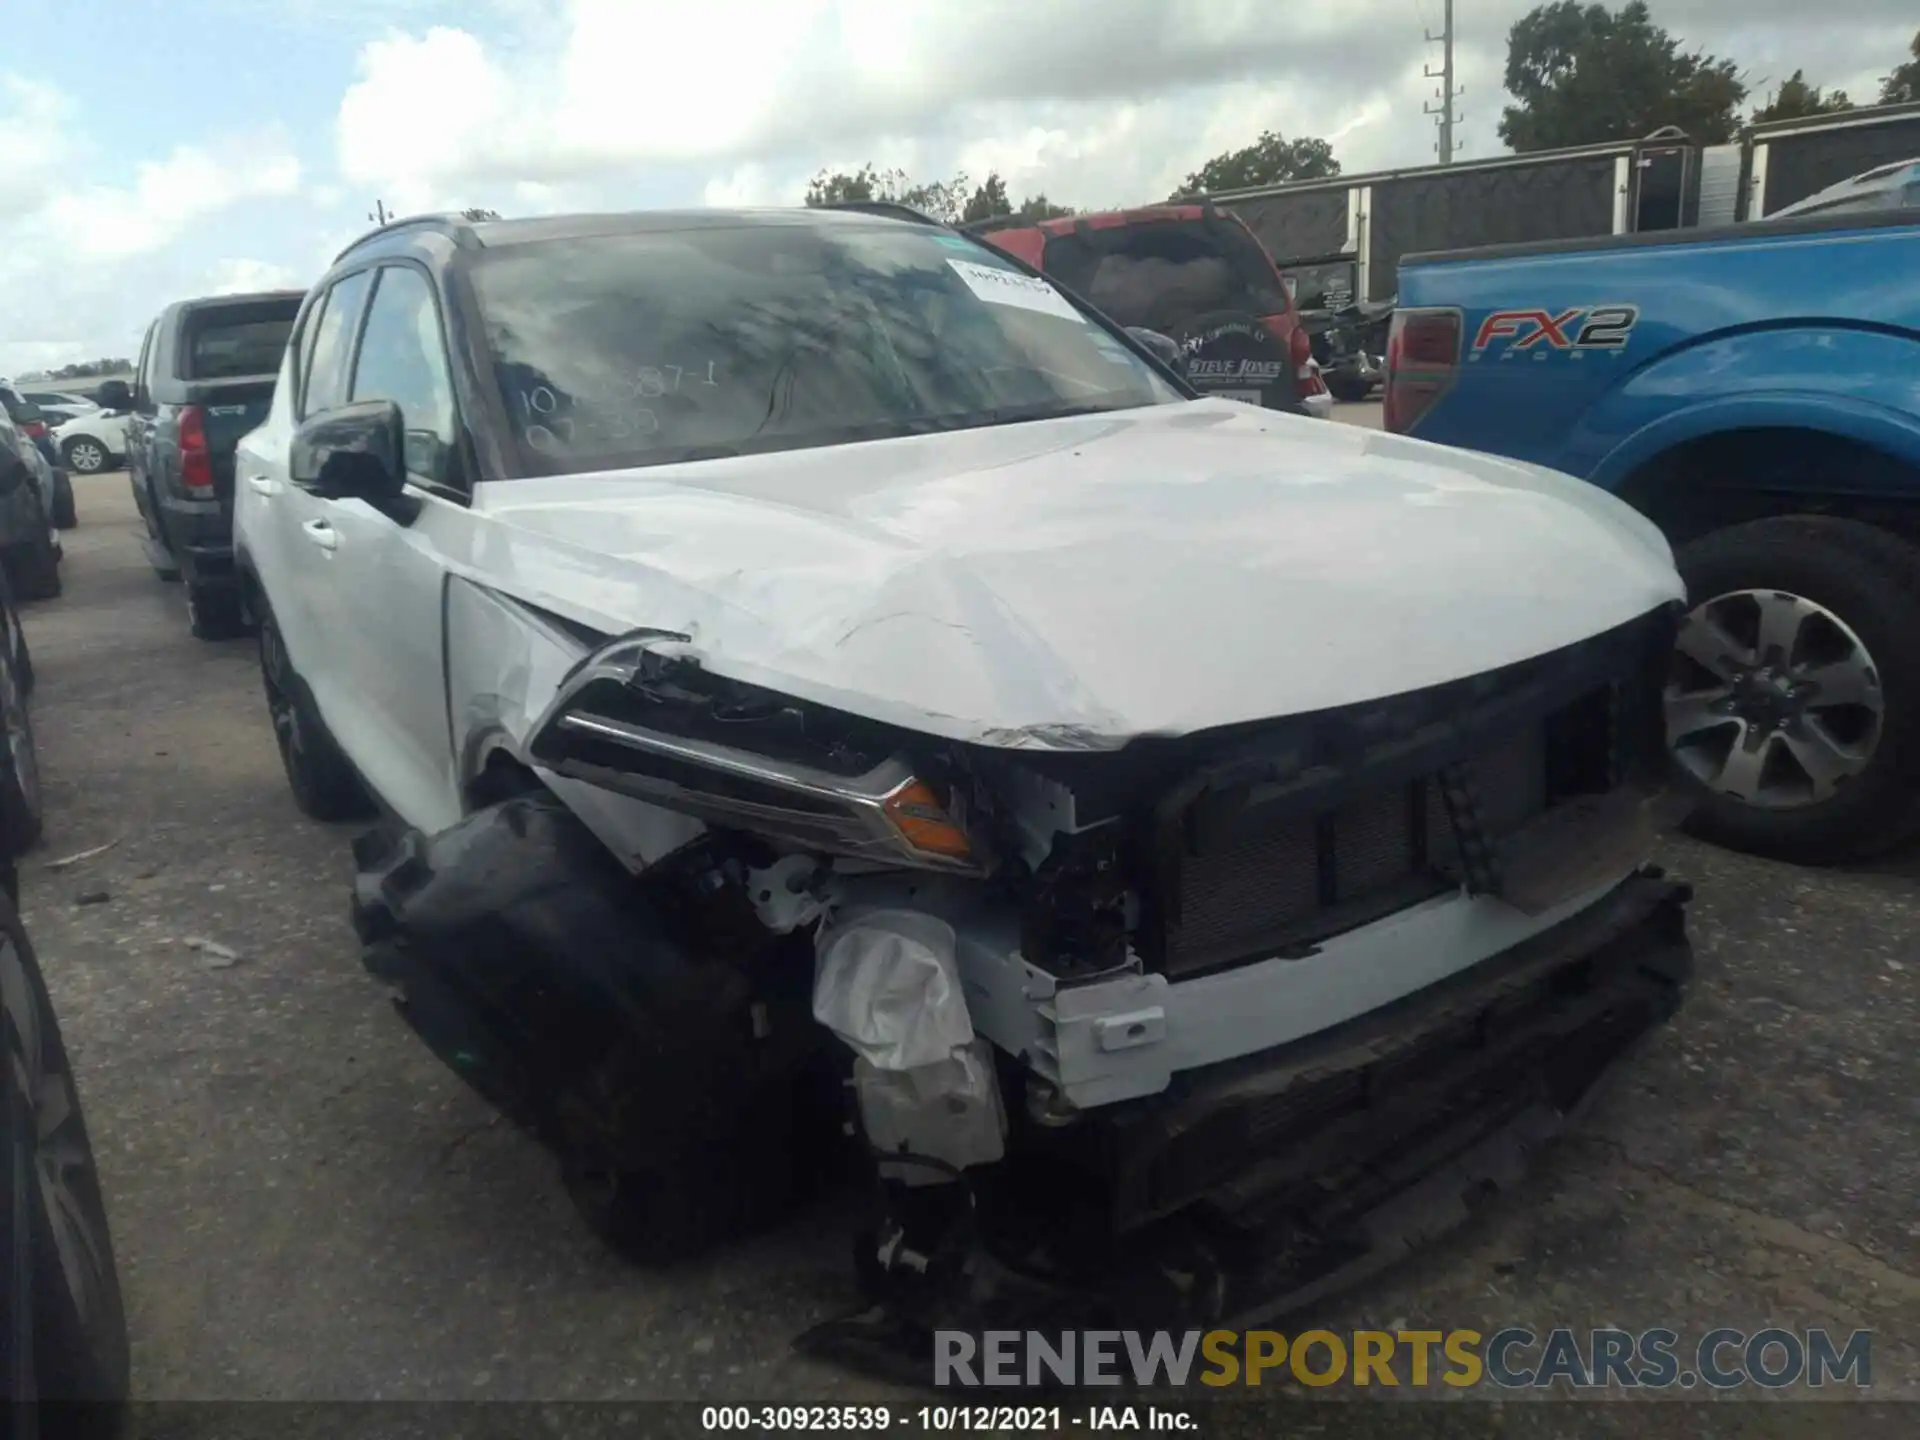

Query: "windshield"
<box><xmin>466</xmin><ymin>221</ymin><xmax>1181</xmax><ymax>476</ymax></box>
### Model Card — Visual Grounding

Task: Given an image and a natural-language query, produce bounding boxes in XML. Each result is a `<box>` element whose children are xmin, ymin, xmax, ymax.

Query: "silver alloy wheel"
<box><xmin>0</xmin><ymin>648</ymin><xmax>34</xmax><ymax>819</ymax></box>
<box><xmin>1</xmin><ymin>933</ymin><xmax>117</xmax><ymax>1379</ymax></box>
<box><xmin>65</xmin><ymin>439</ymin><xmax>107</xmax><ymax>474</ymax></box>
<box><xmin>1666</xmin><ymin>588</ymin><xmax>1884</xmax><ymax>809</ymax></box>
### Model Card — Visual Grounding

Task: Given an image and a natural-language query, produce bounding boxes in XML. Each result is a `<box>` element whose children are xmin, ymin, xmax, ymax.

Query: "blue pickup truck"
<box><xmin>1386</xmin><ymin>169</ymin><xmax>1920</xmax><ymax>865</ymax></box>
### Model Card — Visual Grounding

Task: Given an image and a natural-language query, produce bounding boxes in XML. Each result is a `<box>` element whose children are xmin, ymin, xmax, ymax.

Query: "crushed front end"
<box><xmin>354</xmin><ymin>601</ymin><xmax>1694</xmax><ymax>1374</ymax></box>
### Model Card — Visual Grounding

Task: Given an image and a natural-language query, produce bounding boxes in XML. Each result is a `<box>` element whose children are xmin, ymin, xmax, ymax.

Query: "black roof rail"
<box><xmin>815</xmin><ymin>201</ymin><xmax>945</xmax><ymax>226</ymax></box>
<box><xmin>333</xmin><ymin>212</ymin><xmax>479</xmax><ymax>264</ymax></box>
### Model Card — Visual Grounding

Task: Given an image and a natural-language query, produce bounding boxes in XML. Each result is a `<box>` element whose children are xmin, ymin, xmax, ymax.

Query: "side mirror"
<box><xmin>291</xmin><ymin>400</ymin><xmax>407</xmax><ymax>503</ymax></box>
<box><xmin>1127</xmin><ymin>326</ymin><xmax>1186</xmax><ymax>374</ymax></box>
<box><xmin>95</xmin><ymin>380</ymin><xmax>133</xmax><ymax>412</ymax></box>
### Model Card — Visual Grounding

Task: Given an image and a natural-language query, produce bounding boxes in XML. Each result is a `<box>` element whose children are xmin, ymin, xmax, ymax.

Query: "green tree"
<box><xmin>898</xmin><ymin>175</ymin><xmax>970</xmax><ymax>224</ymax></box>
<box><xmin>1499</xmin><ymin>1</ymin><xmax>1747</xmax><ymax>152</ymax></box>
<box><xmin>460</xmin><ymin>207</ymin><xmax>503</xmax><ymax>221</ymax></box>
<box><xmin>806</xmin><ymin>164</ymin><xmax>1074</xmax><ymax>225</ymax></box>
<box><xmin>1015</xmin><ymin>194</ymin><xmax>1075</xmax><ymax>221</ymax></box>
<box><xmin>1171</xmin><ymin>130</ymin><xmax>1338</xmax><ymax>199</ymax></box>
<box><xmin>1752</xmin><ymin>70</ymin><xmax>1852</xmax><ymax>123</ymax></box>
<box><xmin>1883</xmin><ymin>30</ymin><xmax>1920</xmax><ymax>105</ymax></box>
<box><xmin>803</xmin><ymin>164</ymin><xmax>968</xmax><ymax>221</ymax></box>
<box><xmin>803</xmin><ymin>162</ymin><xmax>902</xmax><ymax>207</ymax></box>
<box><xmin>962</xmin><ymin>172</ymin><xmax>1012</xmax><ymax>223</ymax></box>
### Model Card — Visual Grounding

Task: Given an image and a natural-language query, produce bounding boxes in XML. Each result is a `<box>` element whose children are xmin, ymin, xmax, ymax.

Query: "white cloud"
<box><xmin>41</xmin><ymin>139</ymin><xmax>302</xmax><ymax>260</ymax></box>
<box><xmin>330</xmin><ymin>0</ymin><xmax>1919</xmax><ymax>218</ymax></box>
<box><xmin>6</xmin><ymin>0</ymin><xmax>1915</xmax><ymax>375</ymax></box>
<box><xmin>206</xmin><ymin>257</ymin><xmax>304</xmax><ymax>295</ymax></box>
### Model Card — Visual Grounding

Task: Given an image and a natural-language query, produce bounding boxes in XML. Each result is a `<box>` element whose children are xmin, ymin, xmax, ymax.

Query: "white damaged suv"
<box><xmin>235</xmin><ymin>207</ymin><xmax>1695</xmax><ymax>1356</ymax></box>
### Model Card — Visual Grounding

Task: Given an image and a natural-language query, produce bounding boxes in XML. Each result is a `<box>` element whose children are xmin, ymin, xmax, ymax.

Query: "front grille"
<box><xmin>1161</xmin><ymin>725</ymin><xmax>1551</xmax><ymax>977</ymax></box>
<box><xmin>1142</xmin><ymin>607</ymin><xmax>1672</xmax><ymax>980</ymax></box>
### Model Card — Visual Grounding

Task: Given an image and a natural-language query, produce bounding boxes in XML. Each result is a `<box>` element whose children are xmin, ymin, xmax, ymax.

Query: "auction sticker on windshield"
<box><xmin>947</xmin><ymin>259</ymin><xmax>1084</xmax><ymax>322</ymax></box>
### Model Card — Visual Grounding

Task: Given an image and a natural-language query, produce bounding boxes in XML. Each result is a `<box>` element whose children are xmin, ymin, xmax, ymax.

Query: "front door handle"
<box><xmin>301</xmin><ymin>518</ymin><xmax>338</xmax><ymax>552</ymax></box>
<box><xmin>246</xmin><ymin>475</ymin><xmax>277</xmax><ymax>496</ymax></box>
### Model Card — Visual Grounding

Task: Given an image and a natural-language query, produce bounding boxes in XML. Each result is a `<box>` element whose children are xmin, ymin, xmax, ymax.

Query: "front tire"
<box><xmin>1667</xmin><ymin>516</ymin><xmax>1920</xmax><ymax>863</ymax></box>
<box><xmin>0</xmin><ymin>618</ymin><xmax>42</xmax><ymax>853</ymax></box>
<box><xmin>257</xmin><ymin>610</ymin><xmax>373</xmax><ymax>821</ymax></box>
<box><xmin>6</xmin><ymin>528</ymin><xmax>61</xmax><ymax>604</ymax></box>
<box><xmin>50</xmin><ymin>472</ymin><xmax>77</xmax><ymax>530</ymax></box>
<box><xmin>2</xmin><ymin>892</ymin><xmax>131</xmax><ymax>1433</ymax></box>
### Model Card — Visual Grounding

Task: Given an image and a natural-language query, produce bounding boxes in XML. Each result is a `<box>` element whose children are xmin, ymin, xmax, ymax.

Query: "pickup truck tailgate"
<box><xmin>181</xmin><ymin>382</ymin><xmax>276</xmax><ymax>517</ymax></box>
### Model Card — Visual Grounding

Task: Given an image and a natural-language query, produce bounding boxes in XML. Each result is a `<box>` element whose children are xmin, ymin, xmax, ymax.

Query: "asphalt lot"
<box><xmin>17</xmin><ymin>451</ymin><xmax>1919</xmax><ymax>1432</ymax></box>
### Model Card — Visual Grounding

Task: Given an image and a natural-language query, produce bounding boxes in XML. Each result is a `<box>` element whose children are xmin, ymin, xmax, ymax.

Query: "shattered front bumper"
<box><xmin>806</xmin><ymin>871</ymin><xmax>1692</xmax><ymax>1364</ymax></box>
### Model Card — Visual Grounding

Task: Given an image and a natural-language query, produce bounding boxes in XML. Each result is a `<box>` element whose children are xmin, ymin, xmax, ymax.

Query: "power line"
<box><xmin>1422</xmin><ymin>0</ymin><xmax>1465</xmax><ymax>165</ymax></box>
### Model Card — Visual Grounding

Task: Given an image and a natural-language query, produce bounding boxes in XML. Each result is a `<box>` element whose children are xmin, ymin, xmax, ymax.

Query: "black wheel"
<box><xmin>185</xmin><ymin>583</ymin><xmax>245</xmax><ymax>642</ymax></box>
<box><xmin>58</xmin><ymin>438</ymin><xmax>108</xmax><ymax>478</ymax></box>
<box><xmin>0</xmin><ymin>571</ymin><xmax>32</xmax><ymax>702</ymax></box>
<box><xmin>49</xmin><ymin>474</ymin><xmax>76</xmax><ymax>532</ymax></box>
<box><xmin>0</xmin><ymin>628</ymin><xmax>42</xmax><ymax>855</ymax></box>
<box><xmin>552</xmin><ymin>1041</ymin><xmax>826</xmax><ymax>1267</ymax></box>
<box><xmin>2</xmin><ymin>891</ymin><xmax>131</xmax><ymax>1434</ymax></box>
<box><xmin>1327</xmin><ymin>372</ymin><xmax>1375</xmax><ymax>403</ymax></box>
<box><xmin>1667</xmin><ymin>516</ymin><xmax>1920</xmax><ymax>863</ymax></box>
<box><xmin>5</xmin><ymin>532</ymin><xmax>60</xmax><ymax>604</ymax></box>
<box><xmin>257</xmin><ymin>609</ymin><xmax>373</xmax><ymax>822</ymax></box>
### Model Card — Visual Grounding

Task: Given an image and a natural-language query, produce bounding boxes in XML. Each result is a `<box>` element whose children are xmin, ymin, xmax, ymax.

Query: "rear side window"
<box><xmin>1042</xmin><ymin>219</ymin><xmax>1289</xmax><ymax>334</ymax></box>
<box><xmin>0</xmin><ymin>390</ymin><xmax>40</xmax><ymax>425</ymax></box>
<box><xmin>181</xmin><ymin>299</ymin><xmax>302</xmax><ymax>380</ymax></box>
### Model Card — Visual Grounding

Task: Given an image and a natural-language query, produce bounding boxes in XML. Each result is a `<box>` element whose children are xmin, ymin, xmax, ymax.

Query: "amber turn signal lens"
<box><xmin>882</xmin><ymin>779</ymin><xmax>973</xmax><ymax>860</ymax></box>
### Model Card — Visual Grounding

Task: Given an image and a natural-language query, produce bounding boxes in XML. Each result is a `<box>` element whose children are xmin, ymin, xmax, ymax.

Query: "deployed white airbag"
<box><xmin>813</xmin><ymin>908</ymin><xmax>1007</xmax><ymax>1182</ymax></box>
<box><xmin>813</xmin><ymin>908</ymin><xmax>974</xmax><ymax>1070</ymax></box>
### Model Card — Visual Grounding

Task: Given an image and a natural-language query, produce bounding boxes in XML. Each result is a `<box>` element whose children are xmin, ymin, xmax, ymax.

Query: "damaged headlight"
<box><xmin>526</xmin><ymin>634</ymin><xmax>985</xmax><ymax>873</ymax></box>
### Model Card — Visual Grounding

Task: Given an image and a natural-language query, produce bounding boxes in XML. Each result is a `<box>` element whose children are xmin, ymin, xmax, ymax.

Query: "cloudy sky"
<box><xmin>1</xmin><ymin>0</ymin><xmax>1913</xmax><ymax>374</ymax></box>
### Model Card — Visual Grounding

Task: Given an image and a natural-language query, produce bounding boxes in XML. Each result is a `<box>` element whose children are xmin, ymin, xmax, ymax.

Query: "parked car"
<box><xmin>0</xmin><ymin>771</ymin><xmax>129</xmax><ymax>1430</ymax></box>
<box><xmin>117</xmin><ymin>288</ymin><xmax>305</xmax><ymax>639</ymax></box>
<box><xmin>0</xmin><ymin>387</ymin><xmax>75</xmax><ymax>532</ymax></box>
<box><xmin>17</xmin><ymin>390</ymin><xmax>99</xmax><ymax>427</ymax></box>
<box><xmin>1387</xmin><ymin>178</ymin><xmax>1920</xmax><ymax>864</ymax></box>
<box><xmin>235</xmin><ymin>207</ymin><xmax>1693</xmax><ymax>1358</ymax></box>
<box><xmin>971</xmin><ymin>202</ymin><xmax>1333</xmax><ymax>417</ymax></box>
<box><xmin>50</xmin><ymin>407</ymin><xmax>129</xmax><ymax>477</ymax></box>
<box><xmin>0</xmin><ymin>403</ymin><xmax>63</xmax><ymax>601</ymax></box>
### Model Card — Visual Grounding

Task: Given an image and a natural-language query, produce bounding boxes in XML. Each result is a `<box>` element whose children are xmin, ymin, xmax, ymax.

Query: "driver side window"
<box><xmin>350</xmin><ymin>265</ymin><xmax>460</xmax><ymax>488</ymax></box>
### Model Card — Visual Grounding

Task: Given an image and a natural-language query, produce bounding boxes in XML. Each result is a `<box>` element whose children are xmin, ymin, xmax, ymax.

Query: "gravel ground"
<box><xmin>16</xmin><ymin>468</ymin><xmax>1917</xmax><ymax>1436</ymax></box>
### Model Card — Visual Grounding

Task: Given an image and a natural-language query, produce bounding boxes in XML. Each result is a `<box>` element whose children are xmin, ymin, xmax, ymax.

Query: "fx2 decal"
<box><xmin>1469</xmin><ymin>304</ymin><xmax>1641</xmax><ymax>360</ymax></box>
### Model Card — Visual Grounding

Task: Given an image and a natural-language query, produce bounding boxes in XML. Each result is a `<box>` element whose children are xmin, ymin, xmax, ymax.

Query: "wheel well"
<box><xmin>1616</xmin><ymin>427</ymin><xmax>1920</xmax><ymax>550</ymax></box>
<box><xmin>465</xmin><ymin>749</ymin><xmax>547</xmax><ymax>811</ymax></box>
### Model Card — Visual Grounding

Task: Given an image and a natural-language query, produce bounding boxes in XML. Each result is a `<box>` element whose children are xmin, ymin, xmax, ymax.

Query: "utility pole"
<box><xmin>368</xmin><ymin>198</ymin><xmax>390</xmax><ymax>225</ymax></box>
<box><xmin>1423</xmin><ymin>0</ymin><xmax>1465</xmax><ymax>164</ymax></box>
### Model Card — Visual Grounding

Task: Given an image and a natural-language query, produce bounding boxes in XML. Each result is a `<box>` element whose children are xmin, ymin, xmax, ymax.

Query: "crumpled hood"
<box><xmin>476</xmin><ymin>399</ymin><xmax>1682</xmax><ymax>747</ymax></box>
